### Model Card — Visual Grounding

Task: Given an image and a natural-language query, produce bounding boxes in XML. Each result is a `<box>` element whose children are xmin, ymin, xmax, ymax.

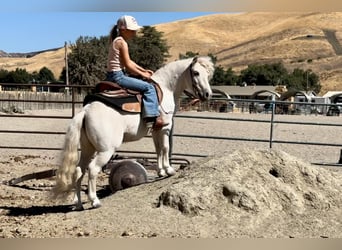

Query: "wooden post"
<box><xmin>65</xmin><ymin>41</ymin><xmax>69</xmax><ymax>95</ymax></box>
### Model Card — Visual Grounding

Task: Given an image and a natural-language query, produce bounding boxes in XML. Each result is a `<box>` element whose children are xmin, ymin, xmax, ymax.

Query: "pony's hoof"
<box><xmin>73</xmin><ymin>205</ymin><xmax>84</xmax><ymax>211</ymax></box>
<box><xmin>158</xmin><ymin>169</ymin><xmax>167</xmax><ymax>177</ymax></box>
<box><xmin>92</xmin><ymin>200</ymin><xmax>102</xmax><ymax>209</ymax></box>
<box><xmin>166</xmin><ymin>167</ymin><xmax>176</xmax><ymax>176</ymax></box>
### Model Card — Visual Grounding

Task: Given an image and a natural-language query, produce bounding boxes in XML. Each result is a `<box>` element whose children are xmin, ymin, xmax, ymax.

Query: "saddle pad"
<box><xmin>83</xmin><ymin>93</ymin><xmax>141</xmax><ymax>113</ymax></box>
<box><xmin>95</xmin><ymin>81</ymin><xmax>140</xmax><ymax>95</ymax></box>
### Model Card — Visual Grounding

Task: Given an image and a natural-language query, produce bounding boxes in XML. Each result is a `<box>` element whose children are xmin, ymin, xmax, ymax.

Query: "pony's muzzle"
<box><xmin>200</xmin><ymin>90</ymin><xmax>212</xmax><ymax>101</ymax></box>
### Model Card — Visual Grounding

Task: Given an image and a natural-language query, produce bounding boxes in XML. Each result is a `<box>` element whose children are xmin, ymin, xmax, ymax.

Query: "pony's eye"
<box><xmin>193</xmin><ymin>71</ymin><xmax>199</xmax><ymax>76</ymax></box>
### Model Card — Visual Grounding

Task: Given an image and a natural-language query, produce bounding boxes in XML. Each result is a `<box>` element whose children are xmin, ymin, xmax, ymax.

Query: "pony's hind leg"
<box><xmin>73</xmin><ymin>166</ymin><xmax>85</xmax><ymax>210</ymax></box>
<box><xmin>73</xmin><ymin>130</ymin><xmax>96</xmax><ymax>210</ymax></box>
<box><xmin>74</xmin><ymin>159</ymin><xmax>93</xmax><ymax>210</ymax></box>
<box><xmin>87</xmin><ymin>150</ymin><xmax>114</xmax><ymax>208</ymax></box>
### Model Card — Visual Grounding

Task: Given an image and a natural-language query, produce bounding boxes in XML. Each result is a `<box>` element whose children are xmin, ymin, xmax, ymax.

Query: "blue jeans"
<box><xmin>106</xmin><ymin>70</ymin><xmax>159</xmax><ymax>118</ymax></box>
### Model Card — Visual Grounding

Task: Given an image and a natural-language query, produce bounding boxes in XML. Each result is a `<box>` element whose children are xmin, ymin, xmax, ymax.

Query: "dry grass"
<box><xmin>0</xmin><ymin>48</ymin><xmax>65</xmax><ymax>80</ymax></box>
<box><xmin>1</xmin><ymin>12</ymin><xmax>342</xmax><ymax>94</ymax></box>
<box><xmin>157</xmin><ymin>12</ymin><xmax>342</xmax><ymax>94</ymax></box>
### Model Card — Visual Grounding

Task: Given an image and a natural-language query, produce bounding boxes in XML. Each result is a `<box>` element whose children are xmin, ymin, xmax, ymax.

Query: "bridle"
<box><xmin>184</xmin><ymin>58</ymin><xmax>203</xmax><ymax>100</ymax></box>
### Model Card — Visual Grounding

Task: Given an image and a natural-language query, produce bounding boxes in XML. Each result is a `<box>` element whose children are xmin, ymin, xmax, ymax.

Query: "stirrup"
<box><xmin>145</xmin><ymin>121</ymin><xmax>154</xmax><ymax>129</ymax></box>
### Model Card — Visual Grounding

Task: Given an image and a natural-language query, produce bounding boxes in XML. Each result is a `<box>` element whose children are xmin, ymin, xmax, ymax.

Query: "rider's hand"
<box><xmin>142</xmin><ymin>70</ymin><xmax>153</xmax><ymax>80</ymax></box>
<box><xmin>146</xmin><ymin>69</ymin><xmax>154</xmax><ymax>75</ymax></box>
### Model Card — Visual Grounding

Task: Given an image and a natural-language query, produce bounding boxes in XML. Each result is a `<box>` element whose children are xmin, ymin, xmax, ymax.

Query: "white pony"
<box><xmin>52</xmin><ymin>56</ymin><xmax>214</xmax><ymax>210</ymax></box>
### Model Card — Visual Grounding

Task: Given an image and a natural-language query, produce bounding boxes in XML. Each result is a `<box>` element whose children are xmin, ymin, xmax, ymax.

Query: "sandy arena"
<box><xmin>0</xmin><ymin>109</ymin><xmax>341</xmax><ymax>238</ymax></box>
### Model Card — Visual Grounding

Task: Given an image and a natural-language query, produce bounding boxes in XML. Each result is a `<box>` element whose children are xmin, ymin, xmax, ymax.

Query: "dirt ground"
<box><xmin>0</xmin><ymin>110</ymin><xmax>341</xmax><ymax>238</ymax></box>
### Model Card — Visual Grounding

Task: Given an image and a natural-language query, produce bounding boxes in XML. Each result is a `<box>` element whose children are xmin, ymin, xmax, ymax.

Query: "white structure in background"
<box><xmin>310</xmin><ymin>96</ymin><xmax>331</xmax><ymax>114</ymax></box>
<box><xmin>323</xmin><ymin>91</ymin><xmax>342</xmax><ymax>116</ymax></box>
<box><xmin>322</xmin><ymin>91</ymin><xmax>342</xmax><ymax>99</ymax></box>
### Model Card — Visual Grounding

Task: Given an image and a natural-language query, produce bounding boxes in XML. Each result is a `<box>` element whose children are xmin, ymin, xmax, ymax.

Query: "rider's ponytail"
<box><xmin>109</xmin><ymin>25</ymin><xmax>119</xmax><ymax>43</ymax></box>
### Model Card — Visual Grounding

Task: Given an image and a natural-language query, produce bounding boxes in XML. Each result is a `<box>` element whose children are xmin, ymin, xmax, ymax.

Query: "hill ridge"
<box><xmin>0</xmin><ymin>47</ymin><xmax>63</xmax><ymax>58</ymax></box>
<box><xmin>1</xmin><ymin>12</ymin><xmax>342</xmax><ymax>94</ymax></box>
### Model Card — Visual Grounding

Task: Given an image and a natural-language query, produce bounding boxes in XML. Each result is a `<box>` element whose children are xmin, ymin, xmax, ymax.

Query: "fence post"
<box><xmin>71</xmin><ymin>88</ymin><xmax>75</xmax><ymax>117</ymax></box>
<box><xmin>338</xmin><ymin>149</ymin><xmax>342</xmax><ymax>164</ymax></box>
<box><xmin>269</xmin><ymin>95</ymin><xmax>276</xmax><ymax>148</ymax></box>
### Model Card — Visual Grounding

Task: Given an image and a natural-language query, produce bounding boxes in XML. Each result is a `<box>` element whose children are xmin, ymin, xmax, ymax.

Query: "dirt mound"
<box><xmin>0</xmin><ymin>149</ymin><xmax>341</xmax><ymax>238</ymax></box>
<box><xmin>159</xmin><ymin>149</ymin><xmax>340</xmax><ymax>215</ymax></box>
<box><xmin>149</xmin><ymin>149</ymin><xmax>341</xmax><ymax>237</ymax></box>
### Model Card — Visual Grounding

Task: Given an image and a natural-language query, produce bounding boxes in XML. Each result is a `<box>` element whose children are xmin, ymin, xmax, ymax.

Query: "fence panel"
<box><xmin>1</xmin><ymin>84</ymin><xmax>342</xmax><ymax>166</ymax></box>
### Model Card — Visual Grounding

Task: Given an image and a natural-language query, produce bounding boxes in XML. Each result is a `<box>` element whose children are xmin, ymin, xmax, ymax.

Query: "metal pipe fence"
<box><xmin>0</xmin><ymin>84</ymin><xmax>342</xmax><ymax>163</ymax></box>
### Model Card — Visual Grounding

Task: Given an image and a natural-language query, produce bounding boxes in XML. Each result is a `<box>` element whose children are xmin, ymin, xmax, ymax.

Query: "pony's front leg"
<box><xmin>153</xmin><ymin>129</ymin><xmax>176</xmax><ymax>177</ymax></box>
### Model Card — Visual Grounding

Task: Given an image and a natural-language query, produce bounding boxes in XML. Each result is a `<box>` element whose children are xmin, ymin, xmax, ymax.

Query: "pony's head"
<box><xmin>184</xmin><ymin>56</ymin><xmax>214</xmax><ymax>101</ymax></box>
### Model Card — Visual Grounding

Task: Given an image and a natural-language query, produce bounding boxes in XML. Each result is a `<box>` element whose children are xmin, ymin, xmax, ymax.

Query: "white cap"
<box><xmin>117</xmin><ymin>15</ymin><xmax>142</xmax><ymax>31</ymax></box>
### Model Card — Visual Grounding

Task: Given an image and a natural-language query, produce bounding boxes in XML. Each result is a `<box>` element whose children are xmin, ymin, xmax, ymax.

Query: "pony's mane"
<box><xmin>151</xmin><ymin>56</ymin><xmax>215</xmax><ymax>87</ymax></box>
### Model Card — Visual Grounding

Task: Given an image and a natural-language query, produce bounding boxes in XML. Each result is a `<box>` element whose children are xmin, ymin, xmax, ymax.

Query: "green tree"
<box><xmin>6</xmin><ymin>68</ymin><xmax>31</xmax><ymax>83</ymax></box>
<box><xmin>286</xmin><ymin>68</ymin><xmax>305</xmax><ymax>90</ymax></box>
<box><xmin>225</xmin><ymin>67</ymin><xmax>238</xmax><ymax>85</ymax></box>
<box><xmin>306</xmin><ymin>70</ymin><xmax>321</xmax><ymax>93</ymax></box>
<box><xmin>240</xmin><ymin>63</ymin><xmax>288</xmax><ymax>86</ymax></box>
<box><xmin>0</xmin><ymin>69</ymin><xmax>9</xmax><ymax>83</ymax></box>
<box><xmin>31</xmin><ymin>71</ymin><xmax>39</xmax><ymax>83</ymax></box>
<box><xmin>239</xmin><ymin>64</ymin><xmax>259</xmax><ymax>84</ymax></box>
<box><xmin>59</xmin><ymin>68</ymin><xmax>67</xmax><ymax>83</ymax></box>
<box><xmin>211</xmin><ymin>65</ymin><xmax>226</xmax><ymax>85</ymax></box>
<box><xmin>284</xmin><ymin>68</ymin><xmax>320</xmax><ymax>92</ymax></box>
<box><xmin>37</xmin><ymin>67</ymin><xmax>56</xmax><ymax>83</ymax></box>
<box><xmin>211</xmin><ymin>66</ymin><xmax>238</xmax><ymax>86</ymax></box>
<box><xmin>129</xmin><ymin>26</ymin><xmax>170</xmax><ymax>71</ymax></box>
<box><xmin>68</xmin><ymin>36</ymin><xmax>109</xmax><ymax>86</ymax></box>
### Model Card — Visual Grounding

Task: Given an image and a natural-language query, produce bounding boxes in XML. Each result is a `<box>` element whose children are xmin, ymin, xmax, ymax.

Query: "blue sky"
<box><xmin>1</xmin><ymin>0</ymin><xmax>339</xmax><ymax>53</ymax></box>
<box><xmin>1</xmin><ymin>12</ymin><xmax>220</xmax><ymax>53</ymax></box>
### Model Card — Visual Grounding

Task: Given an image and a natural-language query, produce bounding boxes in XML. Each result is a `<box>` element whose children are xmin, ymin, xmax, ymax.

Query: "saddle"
<box><xmin>83</xmin><ymin>81</ymin><xmax>163</xmax><ymax>113</ymax></box>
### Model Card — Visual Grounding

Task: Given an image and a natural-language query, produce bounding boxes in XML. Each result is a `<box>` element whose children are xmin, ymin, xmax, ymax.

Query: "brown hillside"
<box><xmin>156</xmin><ymin>12</ymin><xmax>342</xmax><ymax>94</ymax></box>
<box><xmin>0</xmin><ymin>48</ymin><xmax>65</xmax><ymax>81</ymax></box>
<box><xmin>1</xmin><ymin>12</ymin><xmax>342</xmax><ymax>94</ymax></box>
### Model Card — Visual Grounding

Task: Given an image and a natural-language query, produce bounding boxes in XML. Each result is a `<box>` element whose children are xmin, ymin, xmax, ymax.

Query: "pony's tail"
<box><xmin>51</xmin><ymin>110</ymin><xmax>85</xmax><ymax>199</ymax></box>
